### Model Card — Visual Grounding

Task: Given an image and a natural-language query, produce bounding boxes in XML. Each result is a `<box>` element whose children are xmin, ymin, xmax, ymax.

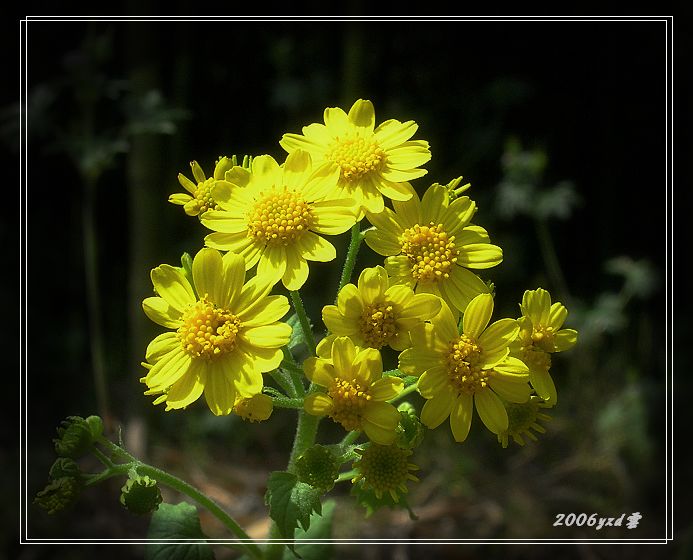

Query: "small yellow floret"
<box><xmin>325</xmin><ymin>136</ymin><xmax>385</xmax><ymax>182</ymax></box>
<box><xmin>446</xmin><ymin>335</ymin><xmax>487</xmax><ymax>395</ymax></box>
<box><xmin>176</xmin><ymin>295</ymin><xmax>242</xmax><ymax>359</ymax></box>
<box><xmin>358</xmin><ymin>302</ymin><xmax>397</xmax><ymax>349</ymax></box>
<box><xmin>328</xmin><ymin>378</ymin><xmax>373</xmax><ymax>431</ymax></box>
<box><xmin>247</xmin><ymin>187</ymin><xmax>314</xmax><ymax>246</ymax></box>
<box><xmin>400</xmin><ymin>223</ymin><xmax>458</xmax><ymax>283</ymax></box>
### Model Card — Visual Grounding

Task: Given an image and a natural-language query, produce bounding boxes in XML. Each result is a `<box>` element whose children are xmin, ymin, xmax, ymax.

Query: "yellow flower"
<box><xmin>141</xmin><ymin>248</ymin><xmax>291</xmax><ymax>415</ymax></box>
<box><xmin>364</xmin><ymin>184</ymin><xmax>503</xmax><ymax>314</ymax></box>
<box><xmin>399</xmin><ymin>294</ymin><xmax>531</xmax><ymax>442</ymax></box>
<box><xmin>497</xmin><ymin>396</ymin><xmax>552</xmax><ymax>448</ymax></box>
<box><xmin>303</xmin><ymin>336</ymin><xmax>404</xmax><ymax>445</ymax></box>
<box><xmin>351</xmin><ymin>444</ymin><xmax>419</xmax><ymax>503</ymax></box>
<box><xmin>168</xmin><ymin>157</ymin><xmax>236</xmax><ymax>217</ymax></box>
<box><xmin>321</xmin><ymin>265</ymin><xmax>442</xmax><ymax>351</ymax></box>
<box><xmin>510</xmin><ymin>288</ymin><xmax>578</xmax><ymax>405</ymax></box>
<box><xmin>280</xmin><ymin>99</ymin><xmax>431</xmax><ymax>215</ymax></box>
<box><xmin>233</xmin><ymin>393</ymin><xmax>273</xmax><ymax>422</ymax></box>
<box><xmin>201</xmin><ymin>151</ymin><xmax>357</xmax><ymax>290</ymax></box>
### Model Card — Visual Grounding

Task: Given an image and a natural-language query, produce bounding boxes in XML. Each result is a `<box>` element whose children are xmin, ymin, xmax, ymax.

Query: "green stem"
<box><xmin>534</xmin><ymin>218</ymin><xmax>571</xmax><ymax>304</ymax></box>
<box><xmin>339</xmin><ymin>430</ymin><xmax>361</xmax><ymax>448</ymax></box>
<box><xmin>336</xmin><ymin>469</ymin><xmax>358</xmax><ymax>483</ymax></box>
<box><xmin>337</xmin><ymin>223</ymin><xmax>364</xmax><ymax>295</ymax></box>
<box><xmin>289</xmin><ymin>291</ymin><xmax>316</xmax><ymax>356</ymax></box>
<box><xmin>136</xmin><ymin>464</ymin><xmax>262</xmax><ymax>559</ymax></box>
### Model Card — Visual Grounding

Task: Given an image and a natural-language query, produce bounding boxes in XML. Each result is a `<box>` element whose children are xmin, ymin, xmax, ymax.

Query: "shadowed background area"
<box><xmin>10</xmin><ymin>18</ymin><xmax>682</xmax><ymax>560</ymax></box>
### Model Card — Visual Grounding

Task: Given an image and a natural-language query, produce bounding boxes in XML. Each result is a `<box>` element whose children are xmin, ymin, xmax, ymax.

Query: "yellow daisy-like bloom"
<box><xmin>280</xmin><ymin>99</ymin><xmax>431</xmax><ymax>215</ymax></box>
<box><xmin>321</xmin><ymin>265</ymin><xmax>442</xmax><ymax>351</ymax></box>
<box><xmin>303</xmin><ymin>336</ymin><xmax>404</xmax><ymax>445</ymax></box>
<box><xmin>141</xmin><ymin>248</ymin><xmax>292</xmax><ymax>415</ymax></box>
<box><xmin>169</xmin><ymin>157</ymin><xmax>235</xmax><ymax>217</ymax></box>
<box><xmin>233</xmin><ymin>393</ymin><xmax>273</xmax><ymax>422</ymax></box>
<box><xmin>510</xmin><ymin>288</ymin><xmax>578</xmax><ymax>406</ymax></box>
<box><xmin>352</xmin><ymin>444</ymin><xmax>420</xmax><ymax>503</ymax></box>
<box><xmin>497</xmin><ymin>396</ymin><xmax>552</xmax><ymax>448</ymax></box>
<box><xmin>399</xmin><ymin>294</ymin><xmax>531</xmax><ymax>442</ymax></box>
<box><xmin>364</xmin><ymin>184</ymin><xmax>503</xmax><ymax>314</ymax></box>
<box><xmin>201</xmin><ymin>151</ymin><xmax>357</xmax><ymax>290</ymax></box>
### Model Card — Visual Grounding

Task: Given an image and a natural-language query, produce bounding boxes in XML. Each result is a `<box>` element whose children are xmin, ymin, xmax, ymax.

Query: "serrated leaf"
<box><xmin>146</xmin><ymin>502</ymin><xmax>215</xmax><ymax>560</ymax></box>
<box><xmin>265</xmin><ymin>471</ymin><xmax>322</xmax><ymax>539</ymax></box>
<box><xmin>282</xmin><ymin>500</ymin><xmax>336</xmax><ymax>560</ymax></box>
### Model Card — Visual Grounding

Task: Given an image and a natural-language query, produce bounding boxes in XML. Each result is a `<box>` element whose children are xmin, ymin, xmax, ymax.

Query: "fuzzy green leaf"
<box><xmin>146</xmin><ymin>502</ymin><xmax>215</xmax><ymax>560</ymax></box>
<box><xmin>265</xmin><ymin>471</ymin><xmax>322</xmax><ymax>539</ymax></box>
<box><xmin>282</xmin><ymin>500</ymin><xmax>336</xmax><ymax>560</ymax></box>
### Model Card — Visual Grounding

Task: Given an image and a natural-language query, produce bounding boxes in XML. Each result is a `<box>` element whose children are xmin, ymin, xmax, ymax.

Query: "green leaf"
<box><xmin>265</xmin><ymin>471</ymin><xmax>322</xmax><ymax>539</ymax></box>
<box><xmin>282</xmin><ymin>500</ymin><xmax>336</xmax><ymax>560</ymax></box>
<box><xmin>146</xmin><ymin>502</ymin><xmax>215</xmax><ymax>560</ymax></box>
<box><xmin>287</xmin><ymin>313</ymin><xmax>311</xmax><ymax>351</ymax></box>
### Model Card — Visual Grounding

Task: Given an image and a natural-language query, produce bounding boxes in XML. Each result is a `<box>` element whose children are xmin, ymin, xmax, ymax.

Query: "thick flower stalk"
<box><xmin>280</xmin><ymin>99</ymin><xmax>431</xmax><ymax>215</ymax></box>
<box><xmin>399</xmin><ymin>294</ymin><xmax>531</xmax><ymax>442</ymax></box>
<box><xmin>321</xmin><ymin>265</ymin><xmax>442</xmax><ymax>351</ymax></box>
<box><xmin>510</xmin><ymin>288</ymin><xmax>578</xmax><ymax>405</ymax></box>
<box><xmin>303</xmin><ymin>336</ymin><xmax>404</xmax><ymax>445</ymax></box>
<box><xmin>201</xmin><ymin>151</ymin><xmax>357</xmax><ymax>290</ymax></box>
<box><xmin>141</xmin><ymin>248</ymin><xmax>291</xmax><ymax>415</ymax></box>
<box><xmin>364</xmin><ymin>184</ymin><xmax>503</xmax><ymax>314</ymax></box>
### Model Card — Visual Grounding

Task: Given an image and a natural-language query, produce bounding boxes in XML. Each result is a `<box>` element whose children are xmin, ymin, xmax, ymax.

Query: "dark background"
<box><xmin>9</xmin><ymin>17</ymin><xmax>682</xmax><ymax>560</ymax></box>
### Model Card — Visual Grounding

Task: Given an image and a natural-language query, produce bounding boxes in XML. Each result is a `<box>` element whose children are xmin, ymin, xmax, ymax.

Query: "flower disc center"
<box><xmin>400</xmin><ymin>223</ymin><xmax>458</xmax><ymax>283</ymax></box>
<box><xmin>326</xmin><ymin>135</ymin><xmax>385</xmax><ymax>182</ymax></box>
<box><xmin>359</xmin><ymin>302</ymin><xmax>397</xmax><ymax>348</ymax></box>
<box><xmin>328</xmin><ymin>378</ymin><xmax>372</xmax><ymax>431</ymax></box>
<box><xmin>248</xmin><ymin>187</ymin><xmax>313</xmax><ymax>246</ymax></box>
<box><xmin>446</xmin><ymin>334</ymin><xmax>487</xmax><ymax>395</ymax></box>
<box><xmin>177</xmin><ymin>296</ymin><xmax>242</xmax><ymax>359</ymax></box>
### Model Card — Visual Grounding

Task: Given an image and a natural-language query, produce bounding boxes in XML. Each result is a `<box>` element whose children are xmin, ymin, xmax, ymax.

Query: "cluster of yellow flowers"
<box><xmin>141</xmin><ymin>100</ymin><xmax>578</xmax><ymax>497</ymax></box>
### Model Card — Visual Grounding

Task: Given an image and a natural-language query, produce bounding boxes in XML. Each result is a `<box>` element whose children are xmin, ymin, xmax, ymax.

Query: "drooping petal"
<box><xmin>362</xmin><ymin>401</ymin><xmax>400</xmax><ymax>444</ymax></box>
<box><xmin>420</xmin><ymin>390</ymin><xmax>455</xmax><ymax>429</ymax></box>
<box><xmin>282</xmin><ymin>249</ymin><xmax>309</xmax><ymax>291</ymax></box>
<box><xmin>145</xmin><ymin>347</ymin><xmax>192</xmax><ymax>390</ymax></box>
<box><xmin>203</xmin><ymin>360</ymin><xmax>236</xmax><ymax>416</ymax></box>
<box><xmin>165</xmin><ymin>362</ymin><xmax>206</xmax><ymax>410</ymax></box>
<box><xmin>450</xmin><ymin>394</ymin><xmax>474</xmax><ymax>442</ymax></box>
<box><xmin>548</xmin><ymin>302</ymin><xmax>568</xmax><ymax>330</ymax></box>
<box><xmin>529</xmin><ymin>368</ymin><xmax>558</xmax><ymax>405</ymax></box>
<box><xmin>474</xmin><ymin>389</ymin><xmax>509</xmax><ymax>434</ymax></box>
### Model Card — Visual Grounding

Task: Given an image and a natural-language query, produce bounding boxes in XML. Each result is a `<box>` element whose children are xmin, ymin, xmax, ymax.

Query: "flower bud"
<box><xmin>120</xmin><ymin>474</ymin><xmax>163</xmax><ymax>515</ymax></box>
<box><xmin>34</xmin><ymin>477</ymin><xmax>82</xmax><ymax>514</ymax></box>
<box><xmin>85</xmin><ymin>415</ymin><xmax>104</xmax><ymax>440</ymax></box>
<box><xmin>295</xmin><ymin>444</ymin><xmax>340</xmax><ymax>493</ymax></box>
<box><xmin>395</xmin><ymin>403</ymin><xmax>425</xmax><ymax>449</ymax></box>
<box><xmin>49</xmin><ymin>457</ymin><xmax>81</xmax><ymax>480</ymax></box>
<box><xmin>54</xmin><ymin>416</ymin><xmax>94</xmax><ymax>458</ymax></box>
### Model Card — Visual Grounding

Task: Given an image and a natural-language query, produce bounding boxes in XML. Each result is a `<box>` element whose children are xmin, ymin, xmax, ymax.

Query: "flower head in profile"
<box><xmin>510</xmin><ymin>288</ymin><xmax>578</xmax><ymax>405</ymax></box>
<box><xmin>201</xmin><ymin>151</ymin><xmax>357</xmax><ymax>290</ymax></box>
<box><xmin>351</xmin><ymin>444</ymin><xmax>419</xmax><ymax>503</ymax></box>
<box><xmin>399</xmin><ymin>294</ymin><xmax>531</xmax><ymax>442</ymax></box>
<box><xmin>141</xmin><ymin>248</ymin><xmax>291</xmax><ymax>415</ymax></box>
<box><xmin>321</xmin><ymin>265</ymin><xmax>441</xmax><ymax>352</ymax></box>
<box><xmin>169</xmin><ymin>157</ymin><xmax>236</xmax><ymax>217</ymax></box>
<box><xmin>280</xmin><ymin>99</ymin><xmax>431</xmax><ymax>215</ymax></box>
<box><xmin>303</xmin><ymin>336</ymin><xmax>404</xmax><ymax>445</ymax></box>
<box><xmin>497</xmin><ymin>396</ymin><xmax>552</xmax><ymax>448</ymax></box>
<box><xmin>364</xmin><ymin>184</ymin><xmax>503</xmax><ymax>314</ymax></box>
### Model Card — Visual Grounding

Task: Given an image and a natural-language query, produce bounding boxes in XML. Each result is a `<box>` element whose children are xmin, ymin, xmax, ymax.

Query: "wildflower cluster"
<box><xmin>37</xmin><ymin>100</ymin><xmax>578</xmax><ymax>548</ymax></box>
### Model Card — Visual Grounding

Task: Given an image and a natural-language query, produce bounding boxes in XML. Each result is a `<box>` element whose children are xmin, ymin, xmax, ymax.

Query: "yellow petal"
<box><xmin>169</xmin><ymin>193</ymin><xmax>193</xmax><ymax>205</ymax></box>
<box><xmin>416</xmin><ymin>365</ymin><xmax>449</xmax><ymax>398</ymax></box>
<box><xmin>420</xmin><ymin>185</ymin><xmax>448</xmax><ymax>224</ymax></box>
<box><xmin>145</xmin><ymin>347</ymin><xmax>192</xmax><ymax>389</ymax></box>
<box><xmin>257</xmin><ymin>246</ymin><xmax>287</xmax><ymax>287</ymax></box>
<box><xmin>282</xmin><ymin>249</ymin><xmax>309</xmax><ymax>291</ymax></box>
<box><xmin>241</xmin><ymin>323</ymin><xmax>292</xmax><ymax>348</ymax></box>
<box><xmin>282</xmin><ymin>150</ymin><xmax>312</xmax><ymax>189</ymax></box>
<box><xmin>142</xmin><ymin>297</ymin><xmax>183</xmax><ymax>329</ymax></box>
<box><xmin>238</xmin><ymin>295</ymin><xmax>289</xmax><ymax>327</ymax></box>
<box><xmin>462</xmin><ymin>293</ymin><xmax>494</xmax><ymax>339</ymax></box>
<box><xmin>363</xmin><ymin>229</ymin><xmax>402</xmax><ymax>257</ymax></box>
<box><xmin>311</xmin><ymin>199</ymin><xmax>357</xmax><ymax>235</ymax></box>
<box><xmin>457</xmin><ymin>243</ymin><xmax>503</xmax><ymax>270</ymax></box>
<box><xmin>444</xmin><ymin>265</ymin><xmax>491</xmax><ymax>312</ymax></box>
<box><xmin>145</xmin><ymin>332</ymin><xmax>179</xmax><ymax>362</ymax></box>
<box><xmin>554</xmin><ymin>329</ymin><xmax>578</xmax><ymax>352</ymax></box>
<box><xmin>323</xmin><ymin>106</ymin><xmax>351</xmax><ymax>134</ymax></box>
<box><xmin>375</xmin><ymin>177</ymin><xmax>416</xmax><ymax>201</ymax></box>
<box><xmin>336</xmin><ymin>283</ymin><xmax>365</xmax><ymax>318</ymax></box>
<box><xmin>450</xmin><ymin>394</ymin><xmax>473</xmax><ymax>442</ymax></box>
<box><xmin>478</xmin><ymin>318</ymin><xmax>519</xmax><ymax>355</ymax></box>
<box><xmin>357</xmin><ymin>266</ymin><xmax>388</xmax><ymax>305</ymax></box>
<box><xmin>190</xmin><ymin>161</ymin><xmax>206</xmax><ymax>183</ymax></box>
<box><xmin>204</xmin><ymin>360</ymin><xmax>236</xmax><ymax>416</ymax></box>
<box><xmin>421</xmin><ymin>391</ymin><xmax>455</xmax><ymax>429</ymax></box>
<box><xmin>200</xmin><ymin>210</ymin><xmax>248</xmax><ymax>233</ymax></box>
<box><xmin>192</xmin><ymin>248</ymin><xmax>224</xmax><ymax>303</ymax></box>
<box><xmin>474</xmin><ymin>389</ymin><xmax>509</xmax><ymax>434</ymax></box>
<box><xmin>530</xmin><ymin>368</ymin><xmax>558</xmax><ymax>405</ymax></box>
<box><xmin>522</xmin><ymin>288</ymin><xmax>551</xmax><ymax>326</ymax></box>
<box><xmin>488</xmin><ymin>376</ymin><xmax>531</xmax><ymax>404</ymax></box>
<box><xmin>295</xmin><ymin>231</ymin><xmax>336</xmax><ymax>262</ymax></box>
<box><xmin>165</xmin><ymin>363</ymin><xmax>205</xmax><ymax>410</ymax></box>
<box><xmin>304</xmin><ymin>392</ymin><xmax>334</xmax><ymax>416</ymax></box>
<box><xmin>347</xmin><ymin>99</ymin><xmax>375</xmax><ymax>130</ymax></box>
<box><xmin>150</xmin><ymin>265</ymin><xmax>196</xmax><ymax>312</ymax></box>
<box><xmin>331</xmin><ymin>336</ymin><xmax>356</xmax><ymax>376</ymax></box>
<box><xmin>304</xmin><ymin>357</ymin><xmax>336</xmax><ymax>387</ymax></box>
<box><xmin>370</xmin><ymin>376</ymin><xmax>404</xmax><ymax>401</ymax></box>
<box><xmin>374</xmin><ymin>119</ymin><xmax>419</xmax><ymax>150</ymax></box>
<box><xmin>251</xmin><ymin>154</ymin><xmax>282</xmax><ymax>186</ymax></box>
<box><xmin>322</xmin><ymin>305</ymin><xmax>359</xmax><ymax>336</ymax></box>
<box><xmin>352</xmin><ymin>347</ymin><xmax>383</xmax><ymax>386</ymax></box>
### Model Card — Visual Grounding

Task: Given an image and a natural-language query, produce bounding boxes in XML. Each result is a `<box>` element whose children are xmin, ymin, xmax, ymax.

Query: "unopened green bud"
<box><xmin>85</xmin><ymin>415</ymin><xmax>103</xmax><ymax>440</ymax></box>
<box><xmin>54</xmin><ymin>416</ymin><xmax>93</xmax><ymax>458</ymax></box>
<box><xmin>395</xmin><ymin>403</ymin><xmax>425</xmax><ymax>449</ymax></box>
<box><xmin>295</xmin><ymin>444</ymin><xmax>340</xmax><ymax>493</ymax></box>
<box><xmin>49</xmin><ymin>458</ymin><xmax>81</xmax><ymax>480</ymax></box>
<box><xmin>34</xmin><ymin>477</ymin><xmax>82</xmax><ymax>514</ymax></box>
<box><xmin>120</xmin><ymin>474</ymin><xmax>162</xmax><ymax>515</ymax></box>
